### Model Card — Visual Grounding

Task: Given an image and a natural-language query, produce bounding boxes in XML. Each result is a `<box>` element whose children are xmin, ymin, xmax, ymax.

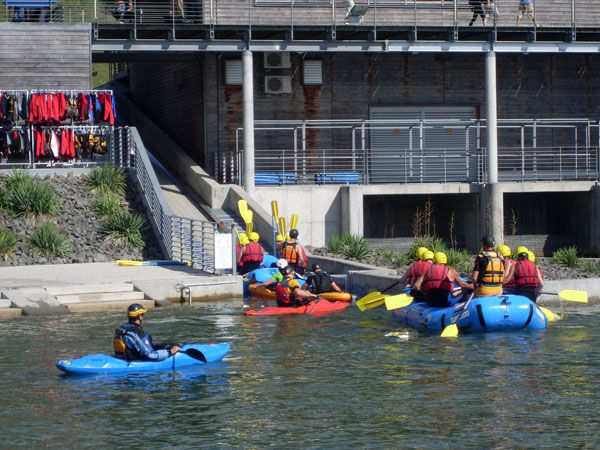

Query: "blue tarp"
<box><xmin>3</xmin><ymin>0</ymin><xmax>57</xmax><ymax>7</ymax></box>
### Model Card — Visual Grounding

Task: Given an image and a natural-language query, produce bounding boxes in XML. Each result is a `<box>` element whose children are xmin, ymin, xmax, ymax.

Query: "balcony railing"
<box><xmin>221</xmin><ymin>118</ymin><xmax>600</xmax><ymax>185</ymax></box>
<box><xmin>2</xmin><ymin>0</ymin><xmax>599</xmax><ymax>34</ymax></box>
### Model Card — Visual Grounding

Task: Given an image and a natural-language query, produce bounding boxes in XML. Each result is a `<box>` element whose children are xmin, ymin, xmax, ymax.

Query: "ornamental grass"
<box><xmin>0</xmin><ymin>227</ymin><xmax>18</xmax><ymax>261</ymax></box>
<box><xmin>86</xmin><ymin>164</ymin><xmax>127</xmax><ymax>195</ymax></box>
<box><xmin>100</xmin><ymin>210</ymin><xmax>147</xmax><ymax>249</ymax></box>
<box><xmin>29</xmin><ymin>221</ymin><xmax>72</xmax><ymax>258</ymax></box>
<box><xmin>553</xmin><ymin>246</ymin><xmax>580</xmax><ymax>268</ymax></box>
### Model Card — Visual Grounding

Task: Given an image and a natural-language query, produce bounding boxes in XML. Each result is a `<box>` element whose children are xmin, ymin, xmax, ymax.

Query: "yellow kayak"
<box><xmin>248</xmin><ymin>283</ymin><xmax>352</xmax><ymax>302</ymax></box>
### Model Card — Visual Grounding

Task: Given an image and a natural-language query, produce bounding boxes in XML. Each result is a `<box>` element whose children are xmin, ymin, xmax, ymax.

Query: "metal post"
<box><xmin>243</xmin><ymin>50</ymin><xmax>255</xmax><ymax>196</ymax></box>
<box><xmin>485</xmin><ymin>50</ymin><xmax>502</xmax><ymax>243</ymax></box>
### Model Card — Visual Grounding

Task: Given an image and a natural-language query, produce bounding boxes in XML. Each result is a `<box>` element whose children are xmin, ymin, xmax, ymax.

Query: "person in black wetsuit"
<box><xmin>302</xmin><ymin>263</ymin><xmax>343</xmax><ymax>294</ymax></box>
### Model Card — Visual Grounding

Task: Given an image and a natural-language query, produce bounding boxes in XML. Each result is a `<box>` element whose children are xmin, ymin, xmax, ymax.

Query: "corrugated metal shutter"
<box><xmin>369</xmin><ymin>106</ymin><xmax>477</xmax><ymax>183</ymax></box>
<box><xmin>225</xmin><ymin>60</ymin><xmax>243</xmax><ymax>85</ymax></box>
<box><xmin>303</xmin><ymin>60</ymin><xmax>323</xmax><ymax>85</ymax></box>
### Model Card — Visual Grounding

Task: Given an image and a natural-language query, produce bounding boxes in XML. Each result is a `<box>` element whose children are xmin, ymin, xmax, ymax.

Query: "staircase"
<box><xmin>46</xmin><ymin>283</ymin><xmax>155</xmax><ymax>313</ymax></box>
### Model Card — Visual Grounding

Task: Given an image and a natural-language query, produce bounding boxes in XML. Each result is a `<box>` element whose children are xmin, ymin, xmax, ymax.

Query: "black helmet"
<box><xmin>312</xmin><ymin>263</ymin><xmax>321</xmax><ymax>271</ymax></box>
<box><xmin>283</xmin><ymin>265</ymin><xmax>293</xmax><ymax>276</ymax></box>
<box><xmin>481</xmin><ymin>234</ymin><xmax>495</xmax><ymax>247</ymax></box>
<box><xmin>289</xmin><ymin>229</ymin><xmax>299</xmax><ymax>239</ymax></box>
<box><xmin>127</xmin><ymin>303</ymin><xmax>147</xmax><ymax>320</ymax></box>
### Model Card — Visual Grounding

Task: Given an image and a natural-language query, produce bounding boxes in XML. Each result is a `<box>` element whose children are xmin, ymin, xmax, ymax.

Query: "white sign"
<box><xmin>214</xmin><ymin>233</ymin><xmax>233</xmax><ymax>270</ymax></box>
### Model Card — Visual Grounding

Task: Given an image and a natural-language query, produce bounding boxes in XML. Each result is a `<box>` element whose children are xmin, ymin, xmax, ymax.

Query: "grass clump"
<box><xmin>579</xmin><ymin>259</ymin><xmax>599</xmax><ymax>274</ymax></box>
<box><xmin>394</xmin><ymin>252</ymin><xmax>412</xmax><ymax>268</ymax></box>
<box><xmin>86</xmin><ymin>164</ymin><xmax>127</xmax><ymax>195</ymax></box>
<box><xmin>4</xmin><ymin>168</ymin><xmax>34</xmax><ymax>190</ymax></box>
<box><xmin>5</xmin><ymin>177</ymin><xmax>60</xmax><ymax>218</ymax></box>
<box><xmin>446</xmin><ymin>248</ymin><xmax>472</xmax><ymax>274</ymax></box>
<box><xmin>0</xmin><ymin>227</ymin><xmax>18</xmax><ymax>260</ymax></box>
<box><xmin>326</xmin><ymin>233</ymin><xmax>371</xmax><ymax>260</ymax></box>
<box><xmin>29</xmin><ymin>221</ymin><xmax>72</xmax><ymax>258</ymax></box>
<box><xmin>100</xmin><ymin>211</ymin><xmax>147</xmax><ymax>249</ymax></box>
<box><xmin>93</xmin><ymin>191</ymin><xmax>124</xmax><ymax>218</ymax></box>
<box><xmin>553</xmin><ymin>246</ymin><xmax>580</xmax><ymax>268</ymax></box>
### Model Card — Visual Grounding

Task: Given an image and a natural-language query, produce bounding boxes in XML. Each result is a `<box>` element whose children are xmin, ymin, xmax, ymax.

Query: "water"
<box><xmin>1</xmin><ymin>300</ymin><xmax>599</xmax><ymax>449</ymax></box>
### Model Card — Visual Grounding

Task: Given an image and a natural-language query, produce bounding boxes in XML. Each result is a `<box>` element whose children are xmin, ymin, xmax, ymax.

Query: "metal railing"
<box><xmin>2</xmin><ymin>0</ymin><xmax>599</xmax><ymax>33</ymax></box>
<box><xmin>120</xmin><ymin>126</ymin><xmax>231</xmax><ymax>273</ymax></box>
<box><xmin>228</xmin><ymin>118</ymin><xmax>599</xmax><ymax>185</ymax></box>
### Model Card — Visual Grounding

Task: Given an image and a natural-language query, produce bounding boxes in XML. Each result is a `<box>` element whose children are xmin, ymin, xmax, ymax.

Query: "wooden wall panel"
<box><xmin>0</xmin><ymin>23</ymin><xmax>90</xmax><ymax>90</ymax></box>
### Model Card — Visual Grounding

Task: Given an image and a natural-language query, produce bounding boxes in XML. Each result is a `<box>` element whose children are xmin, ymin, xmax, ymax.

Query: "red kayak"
<box><xmin>244</xmin><ymin>299</ymin><xmax>350</xmax><ymax>316</ymax></box>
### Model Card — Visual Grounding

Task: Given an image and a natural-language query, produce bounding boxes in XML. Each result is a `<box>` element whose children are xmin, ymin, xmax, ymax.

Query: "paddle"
<box><xmin>245</xmin><ymin>209</ymin><xmax>254</xmax><ymax>234</ymax></box>
<box><xmin>179</xmin><ymin>348</ymin><xmax>207</xmax><ymax>362</ymax></box>
<box><xmin>237</xmin><ymin>199</ymin><xmax>248</xmax><ymax>222</ymax></box>
<box><xmin>538</xmin><ymin>306</ymin><xmax>561</xmax><ymax>322</ymax></box>
<box><xmin>271</xmin><ymin>200</ymin><xmax>279</xmax><ymax>221</ymax></box>
<box><xmin>385</xmin><ymin>294</ymin><xmax>414</xmax><ymax>310</ymax></box>
<box><xmin>290</xmin><ymin>213</ymin><xmax>298</xmax><ymax>231</ymax></box>
<box><xmin>440</xmin><ymin>292</ymin><xmax>475</xmax><ymax>338</ymax></box>
<box><xmin>278</xmin><ymin>217</ymin><xmax>287</xmax><ymax>239</ymax></box>
<box><xmin>355</xmin><ymin>280</ymin><xmax>402</xmax><ymax>311</ymax></box>
<box><xmin>545</xmin><ymin>289</ymin><xmax>588</xmax><ymax>303</ymax></box>
<box><xmin>308</xmin><ymin>296</ymin><xmax>324</xmax><ymax>314</ymax></box>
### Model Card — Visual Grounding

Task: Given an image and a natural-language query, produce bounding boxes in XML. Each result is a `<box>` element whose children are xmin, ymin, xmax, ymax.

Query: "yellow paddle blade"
<box><xmin>290</xmin><ymin>213</ymin><xmax>298</xmax><ymax>230</ymax></box>
<box><xmin>115</xmin><ymin>260</ymin><xmax>143</xmax><ymax>266</ymax></box>
<box><xmin>245</xmin><ymin>209</ymin><xmax>253</xmax><ymax>224</ymax></box>
<box><xmin>278</xmin><ymin>217</ymin><xmax>287</xmax><ymax>238</ymax></box>
<box><xmin>356</xmin><ymin>295</ymin><xmax>387</xmax><ymax>312</ymax></box>
<box><xmin>539</xmin><ymin>306</ymin><xmax>561</xmax><ymax>322</ymax></box>
<box><xmin>237</xmin><ymin>200</ymin><xmax>248</xmax><ymax>221</ymax></box>
<box><xmin>271</xmin><ymin>200</ymin><xmax>279</xmax><ymax>219</ymax></box>
<box><xmin>558</xmin><ymin>289</ymin><xmax>588</xmax><ymax>303</ymax></box>
<box><xmin>440</xmin><ymin>323</ymin><xmax>459</xmax><ymax>338</ymax></box>
<box><xmin>385</xmin><ymin>294</ymin><xmax>413</xmax><ymax>310</ymax></box>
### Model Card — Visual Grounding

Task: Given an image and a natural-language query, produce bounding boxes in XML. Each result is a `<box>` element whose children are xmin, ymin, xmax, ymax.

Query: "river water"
<box><xmin>1</xmin><ymin>300</ymin><xmax>599</xmax><ymax>449</ymax></box>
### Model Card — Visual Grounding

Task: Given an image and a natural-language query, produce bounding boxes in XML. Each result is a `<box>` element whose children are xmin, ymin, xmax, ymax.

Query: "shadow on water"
<box><xmin>1</xmin><ymin>301</ymin><xmax>599</xmax><ymax>448</ymax></box>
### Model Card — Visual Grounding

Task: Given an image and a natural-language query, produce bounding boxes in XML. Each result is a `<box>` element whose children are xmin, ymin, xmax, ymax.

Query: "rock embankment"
<box><xmin>0</xmin><ymin>174</ymin><xmax>163</xmax><ymax>267</ymax></box>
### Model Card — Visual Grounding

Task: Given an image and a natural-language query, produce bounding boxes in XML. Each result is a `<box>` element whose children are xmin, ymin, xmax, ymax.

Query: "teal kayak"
<box><xmin>56</xmin><ymin>343</ymin><xmax>230</xmax><ymax>375</ymax></box>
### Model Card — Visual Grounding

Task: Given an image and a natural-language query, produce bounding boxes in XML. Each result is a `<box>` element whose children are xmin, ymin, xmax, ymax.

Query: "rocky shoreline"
<box><xmin>0</xmin><ymin>173</ymin><xmax>163</xmax><ymax>267</ymax></box>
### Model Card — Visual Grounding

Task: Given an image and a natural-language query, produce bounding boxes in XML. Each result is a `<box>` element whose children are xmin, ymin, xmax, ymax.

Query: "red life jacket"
<box><xmin>241</xmin><ymin>242</ymin><xmax>263</xmax><ymax>263</ymax></box>
<box><xmin>423</xmin><ymin>264</ymin><xmax>453</xmax><ymax>292</ymax></box>
<box><xmin>275</xmin><ymin>278</ymin><xmax>296</xmax><ymax>306</ymax></box>
<box><xmin>514</xmin><ymin>260</ymin><xmax>539</xmax><ymax>287</ymax></box>
<box><xmin>408</xmin><ymin>260</ymin><xmax>433</xmax><ymax>285</ymax></box>
<box><xmin>503</xmin><ymin>258</ymin><xmax>516</xmax><ymax>287</ymax></box>
<box><xmin>281</xmin><ymin>241</ymin><xmax>298</xmax><ymax>264</ymax></box>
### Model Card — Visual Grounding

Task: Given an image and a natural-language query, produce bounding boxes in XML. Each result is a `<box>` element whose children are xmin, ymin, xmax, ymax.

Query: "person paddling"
<box><xmin>503</xmin><ymin>249</ymin><xmax>544</xmax><ymax>302</ymax></box>
<box><xmin>275</xmin><ymin>266</ymin><xmax>317</xmax><ymax>307</ymax></box>
<box><xmin>302</xmin><ymin>263</ymin><xmax>343</xmax><ymax>294</ymax></box>
<box><xmin>472</xmin><ymin>235</ymin><xmax>506</xmax><ymax>298</ymax></box>
<box><xmin>114</xmin><ymin>304</ymin><xmax>180</xmax><ymax>361</ymax></box>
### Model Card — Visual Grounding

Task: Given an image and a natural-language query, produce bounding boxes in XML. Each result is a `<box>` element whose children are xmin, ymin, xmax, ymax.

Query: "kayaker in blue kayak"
<box><xmin>412</xmin><ymin>252</ymin><xmax>474</xmax><ymax>307</ymax></box>
<box><xmin>259</xmin><ymin>259</ymin><xmax>289</xmax><ymax>289</ymax></box>
<box><xmin>302</xmin><ymin>263</ymin><xmax>343</xmax><ymax>294</ymax></box>
<box><xmin>113</xmin><ymin>304</ymin><xmax>180</xmax><ymax>361</ymax></box>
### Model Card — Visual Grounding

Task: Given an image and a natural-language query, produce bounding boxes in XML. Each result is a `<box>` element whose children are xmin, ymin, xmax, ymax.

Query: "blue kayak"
<box><xmin>243</xmin><ymin>266</ymin><xmax>305</xmax><ymax>295</ymax></box>
<box><xmin>392</xmin><ymin>295</ymin><xmax>547</xmax><ymax>333</ymax></box>
<box><xmin>56</xmin><ymin>343</ymin><xmax>230</xmax><ymax>375</ymax></box>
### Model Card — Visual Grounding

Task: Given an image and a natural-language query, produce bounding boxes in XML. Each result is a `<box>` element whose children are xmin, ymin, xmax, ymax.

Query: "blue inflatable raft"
<box><xmin>56</xmin><ymin>343</ymin><xmax>230</xmax><ymax>375</ymax></box>
<box><xmin>392</xmin><ymin>295</ymin><xmax>548</xmax><ymax>333</ymax></box>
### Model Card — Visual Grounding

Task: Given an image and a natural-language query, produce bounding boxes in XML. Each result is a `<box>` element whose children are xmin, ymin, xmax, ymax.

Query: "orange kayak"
<box><xmin>248</xmin><ymin>283</ymin><xmax>352</xmax><ymax>302</ymax></box>
<box><xmin>244</xmin><ymin>299</ymin><xmax>350</xmax><ymax>316</ymax></box>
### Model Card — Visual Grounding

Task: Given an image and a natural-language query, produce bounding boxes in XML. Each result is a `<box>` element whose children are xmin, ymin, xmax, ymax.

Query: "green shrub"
<box><xmin>5</xmin><ymin>178</ymin><xmax>60</xmax><ymax>218</ymax></box>
<box><xmin>410</xmin><ymin>236</ymin><xmax>446</xmax><ymax>259</ymax></box>
<box><xmin>4</xmin><ymin>168</ymin><xmax>33</xmax><ymax>190</ymax></box>
<box><xmin>395</xmin><ymin>252</ymin><xmax>412</xmax><ymax>268</ymax></box>
<box><xmin>579</xmin><ymin>259</ymin><xmax>599</xmax><ymax>274</ymax></box>
<box><xmin>553</xmin><ymin>246</ymin><xmax>580</xmax><ymax>268</ymax></box>
<box><xmin>0</xmin><ymin>227</ymin><xmax>18</xmax><ymax>260</ymax></box>
<box><xmin>326</xmin><ymin>234</ymin><xmax>346</xmax><ymax>254</ymax></box>
<box><xmin>93</xmin><ymin>191</ymin><xmax>124</xmax><ymax>218</ymax></box>
<box><xmin>86</xmin><ymin>164</ymin><xmax>127</xmax><ymax>194</ymax></box>
<box><xmin>0</xmin><ymin>186</ymin><xmax>6</xmax><ymax>209</ymax></box>
<box><xmin>29</xmin><ymin>221</ymin><xmax>71</xmax><ymax>258</ymax></box>
<box><xmin>375</xmin><ymin>248</ymin><xmax>394</xmax><ymax>260</ymax></box>
<box><xmin>446</xmin><ymin>248</ymin><xmax>472</xmax><ymax>274</ymax></box>
<box><xmin>101</xmin><ymin>211</ymin><xmax>147</xmax><ymax>249</ymax></box>
<box><xmin>342</xmin><ymin>234</ymin><xmax>371</xmax><ymax>260</ymax></box>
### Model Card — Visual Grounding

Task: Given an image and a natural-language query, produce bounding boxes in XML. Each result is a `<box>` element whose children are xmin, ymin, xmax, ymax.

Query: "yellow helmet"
<box><xmin>497</xmin><ymin>244</ymin><xmax>511</xmax><ymax>257</ymax></box>
<box><xmin>238</xmin><ymin>232</ymin><xmax>247</xmax><ymax>244</ymax></box>
<box><xmin>249</xmin><ymin>232</ymin><xmax>260</xmax><ymax>242</ymax></box>
<box><xmin>434</xmin><ymin>252</ymin><xmax>447</xmax><ymax>265</ymax></box>
<box><xmin>527</xmin><ymin>251</ymin><xmax>535</xmax><ymax>262</ymax></box>
<box><xmin>276</xmin><ymin>234</ymin><xmax>284</xmax><ymax>242</ymax></box>
<box><xmin>240</xmin><ymin>235</ymin><xmax>250</xmax><ymax>245</ymax></box>
<box><xmin>417</xmin><ymin>247</ymin><xmax>429</xmax><ymax>260</ymax></box>
<box><xmin>516</xmin><ymin>246</ymin><xmax>529</xmax><ymax>257</ymax></box>
<box><xmin>422</xmin><ymin>250</ymin><xmax>434</xmax><ymax>261</ymax></box>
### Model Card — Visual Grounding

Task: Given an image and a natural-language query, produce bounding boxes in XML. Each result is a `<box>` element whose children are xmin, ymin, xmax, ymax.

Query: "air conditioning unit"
<box><xmin>265</xmin><ymin>76</ymin><xmax>292</xmax><ymax>94</ymax></box>
<box><xmin>264</xmin><ymin>52</ymin><xmax>291</xmax><ymax>69</ymax></box>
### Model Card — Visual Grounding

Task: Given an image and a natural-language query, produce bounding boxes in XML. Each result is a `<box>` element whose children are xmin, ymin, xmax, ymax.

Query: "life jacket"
<box><xmin>514</xmin><ymin>260</ymin><xmax>539</xmax><ymax>287</ymax></box>
<box><xmin>281</xmin><ymin>241</ymin><xmax>298</xmax><ymax>264</ymax></box>
<box><xmin>241</xmin><ymin>241</ymin><xmax>263</xmax><ymax>263</ymax></box>
<box><xmin>113</xmin><ymin>323</ymin><xmax>149</xmax><ymax>360</ymax></box>
<box><xmin>423</xmin><ymin>264</ymin><xmax>453</xmax><ymax>292</ymax></box>
<box><xmin>275</xmin><ymin>278</ymin><xmax>297</xmax><ymax>306</ymax></box>
<box><xmin>503</xmin><ymin>257</ymin><xmax>516</xmax><ymax>287</ymax></box>
<box><xmin>312</xmin><ymin>271</ymin><xmax>333</xmax><ymax>294</ymax></box>
<box><xmin>408</xmin><ymin>260</ymin><xmax>433</xmax><ymax>285</ymax></box>
<box><xmin>478</xmin><ymin>251</ymin><xmax>504</xmax><ymax>286</ymax></box>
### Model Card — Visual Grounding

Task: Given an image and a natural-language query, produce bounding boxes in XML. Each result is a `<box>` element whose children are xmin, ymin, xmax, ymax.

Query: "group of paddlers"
<box><xmin>400</xmin><ymin>234</ymin><xmax>544</xmax><ymax>307</ymax></box>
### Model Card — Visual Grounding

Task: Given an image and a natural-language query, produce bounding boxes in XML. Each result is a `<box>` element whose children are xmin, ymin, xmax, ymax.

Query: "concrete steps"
<box><xmin>46</xmin><ymin>283</ymin><xmax>154</xmax><ymax>313</ymax></box>
<box><xmin>0</xmin><ymin>298</ymin><xmax>22</xmax><ymax>318</ymax></box>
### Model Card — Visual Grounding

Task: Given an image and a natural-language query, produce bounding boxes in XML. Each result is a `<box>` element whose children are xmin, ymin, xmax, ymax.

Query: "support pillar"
<box><xmin>243</xmin><ymin>50</ymin><xmax>255</xmax><ymax>197</ymax></box>
<box><xmin>485</xmin><ymin>50</ymin><xmax>503</xmax><ymax>243</ymax></box>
